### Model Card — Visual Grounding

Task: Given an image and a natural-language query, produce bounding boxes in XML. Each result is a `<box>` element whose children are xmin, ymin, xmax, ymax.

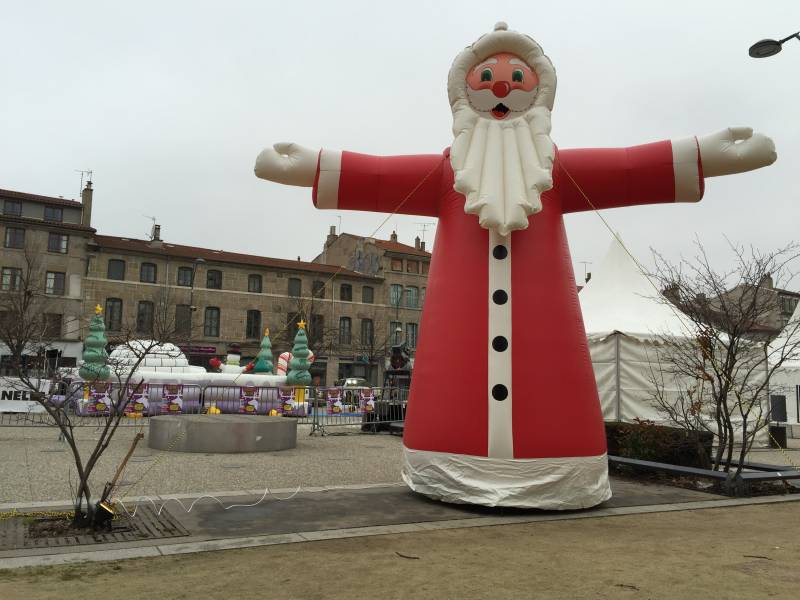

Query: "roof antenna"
<box><xmin>75</xmin><ymin>169</ymin><xmax>93</xmax><ymax>198</ymax></box>
<box><xmin>144</xmin><ymin>215</ymin><xmax>158</xmax><ymax>240</ymax></box>
<box><xmin>415</xmin><ymin>222</ymin><xmax>435</xmax><ymax>243</ymax></box>
<box><xmin>579</xmin><ymin>261</ymin><xmax>592</xmax><ymax>284</ymax></box>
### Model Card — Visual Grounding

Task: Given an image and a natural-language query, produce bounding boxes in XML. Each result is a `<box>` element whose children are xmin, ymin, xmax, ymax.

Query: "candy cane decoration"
<box><xmin>276</xmin><ymin>350</ymin><xmax>315</xmax><ymax>376</ymax></box>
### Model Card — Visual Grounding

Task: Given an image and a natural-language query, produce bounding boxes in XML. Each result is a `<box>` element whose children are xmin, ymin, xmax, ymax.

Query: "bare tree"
<box><xmin>0</xmin><ymin>254</ymin><xmax>192</xmax><ymax>528</ymax></box>
<box><xmin>648</xmin><ymin>240</ymin><xmax>800</xmax><ymax>487</ymax></box>
<box><xmin>0</xmin><ymin>243</ymin><xmax>56</xmax><ymax>381</ymax></box>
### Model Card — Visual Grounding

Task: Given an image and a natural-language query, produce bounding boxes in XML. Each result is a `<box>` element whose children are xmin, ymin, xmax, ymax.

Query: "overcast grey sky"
<box><xmin>2</xmin><ymin>1</ymin><xmax>798</xmax><ymax>281</ymax></box>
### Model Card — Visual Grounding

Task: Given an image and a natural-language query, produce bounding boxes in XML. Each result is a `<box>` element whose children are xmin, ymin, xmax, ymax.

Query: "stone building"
<box><xmin>0</xmin><ymin>185</ymin><xmax>96</xmax><ymax>373</ymax></box>
<box><xmin>0</xmin><ymin>182</ymin><xmax>432</xmax><ymax>385</ymax></box>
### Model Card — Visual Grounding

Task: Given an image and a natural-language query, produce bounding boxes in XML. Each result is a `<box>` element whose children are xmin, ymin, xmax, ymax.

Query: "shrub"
<box><xmin>605</xmin><ymin>420</ymin><xmax>712</xmax><ymax>468</ymax></box>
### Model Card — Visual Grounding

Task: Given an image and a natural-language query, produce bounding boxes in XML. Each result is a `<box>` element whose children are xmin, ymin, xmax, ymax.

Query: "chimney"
<box><xmin>414</xmin><ymin>236</ymin><xmax>421</xmax><ymax>250</ymax></box>
<box><xmin>149</xmin><ymin>223</ymin><xmax>163</xmax><ymax>248</ymax></box>
<box><xmin>390</xmin><ymin>230</ymin><xmax>398</xmax><ymax>243</ymax></box>
<box><xmin>326</xmin><ymin>225</ymin><xmax>338</xmax><ymax>248</ymax></box>
<box><xmin>420</xmin><ymin>241</ymin><xmax>426</xmax><ymax>251</ymax></box>
<box><xmin>80</xmin><ymin>181</ymin><xmax>93</xmax><ymax>227</ymax></box>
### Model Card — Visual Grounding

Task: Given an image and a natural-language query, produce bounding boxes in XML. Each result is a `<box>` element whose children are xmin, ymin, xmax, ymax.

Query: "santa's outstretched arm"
<box><xmin>557</xmin><ymin>127</ymin><xmax>776</xmax><ymax>213</ymax></box>
<box><xmin>255</xmin><ymin>143</ymin><xmax>445</xmax><ymax>216</ymax></box>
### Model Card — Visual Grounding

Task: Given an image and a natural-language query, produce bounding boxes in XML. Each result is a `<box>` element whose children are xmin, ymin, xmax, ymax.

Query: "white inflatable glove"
<box><xmin>697</xmin><ymin>127</ymin><xmax>776</xmax><ymax>178</ymax></box>
<box><xmin>254</xmin><ymin>142</ymin><xmax>318</xmax><ymax>187</ymax></box>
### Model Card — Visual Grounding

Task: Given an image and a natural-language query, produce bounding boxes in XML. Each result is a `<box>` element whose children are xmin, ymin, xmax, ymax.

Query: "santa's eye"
<box><xmin>480</xmin><ymin>68</ymin><xmax>493</xmax><ymax>82</ymax></box>
<box><xmin>512</xmin><ymin>69</ymin><xmax>524</xmax><ymax>83</ymax></box>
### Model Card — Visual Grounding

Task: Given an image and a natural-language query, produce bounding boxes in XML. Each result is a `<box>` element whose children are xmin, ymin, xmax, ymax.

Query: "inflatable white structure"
<box><xmin>105</xmin><ymin>341</ymin><xmax>286</xmax><ymax>387</ymax></box>
<box><xmin>580</xmin><ymin>238</ymin><xmax>694</xmax><ymax>422</ymax></box>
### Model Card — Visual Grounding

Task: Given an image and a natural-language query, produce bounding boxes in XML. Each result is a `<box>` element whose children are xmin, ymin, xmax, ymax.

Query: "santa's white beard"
<box><xmin>450</xmin><ymin>105</ymin><xmax>555</xmax><ymax>236</ymax></box>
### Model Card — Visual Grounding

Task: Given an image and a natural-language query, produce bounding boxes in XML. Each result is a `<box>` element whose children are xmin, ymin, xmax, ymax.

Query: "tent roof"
<box><xmin>579</xmin><ymin>237</ymin><xmax>693</xmax><ymax>340</ymax></box>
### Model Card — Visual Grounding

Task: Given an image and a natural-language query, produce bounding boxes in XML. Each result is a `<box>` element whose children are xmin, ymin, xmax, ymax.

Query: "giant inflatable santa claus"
<box><xmin>254</xmin><ymin>23</ymin><xmax>776</xmax><ymax>509</ymax></box>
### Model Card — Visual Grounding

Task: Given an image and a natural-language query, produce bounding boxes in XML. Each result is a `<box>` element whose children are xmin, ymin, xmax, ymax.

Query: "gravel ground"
<box><xmin>0</xmin><ymin>423</ymin><xmax>403</xmax><ymax>503</ymax></box>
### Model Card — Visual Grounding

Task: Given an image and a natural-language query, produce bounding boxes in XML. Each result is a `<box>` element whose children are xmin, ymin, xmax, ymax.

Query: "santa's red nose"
<box><xmin>492</xmin><ymin>81</ymin><xmax>511</xmax><ymax>98</ymax></box>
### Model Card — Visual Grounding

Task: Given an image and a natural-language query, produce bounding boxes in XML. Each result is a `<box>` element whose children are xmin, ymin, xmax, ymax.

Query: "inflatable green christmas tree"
<box><xmin>252</xmin><ymin>327</ymin><xmax>274</xmax><ymax>374</ymax></box>
<box><xmin>79</xmin><ymin>304</ymin><xmax>110</xmax><ymax>380</ymax></box>
<box><xmin>286</xmin><ymin>320</ymin><xmax>312</xmax><ymax>386</ymax></box>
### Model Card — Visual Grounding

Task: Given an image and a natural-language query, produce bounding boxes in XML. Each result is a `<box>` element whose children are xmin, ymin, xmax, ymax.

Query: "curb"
<box><xmin>1</xmin><ymin>489</ymin><xmax>799</xmax><ymax>570</ymax></box>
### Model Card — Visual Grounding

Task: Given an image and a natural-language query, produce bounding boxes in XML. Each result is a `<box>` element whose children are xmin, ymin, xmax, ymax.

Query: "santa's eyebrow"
<box><xmin>472</xmin><ymin>58</ymin><xmax>498</xmax><ymax>71</ymax></box>
<box><xmin>508</xmin><ymin>58</ymin><xmax>532</xmax><ymax>69</ymax></box>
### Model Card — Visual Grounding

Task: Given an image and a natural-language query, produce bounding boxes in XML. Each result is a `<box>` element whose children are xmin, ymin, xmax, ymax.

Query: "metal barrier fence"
<box><xmin>0</xmin><ymin>383</ymin><xmax>409</xmax><ymax>434</ymax></box>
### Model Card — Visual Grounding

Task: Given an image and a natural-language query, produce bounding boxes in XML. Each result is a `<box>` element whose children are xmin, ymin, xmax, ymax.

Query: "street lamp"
<box><xmin>186</xmin><ymin>257</ymin><xmax>205</xmax><ymax>365</ymax></box>
<box><xmin>749</xmin><ymin>31</ymin><xmax>800</xmax><ymax>58</ymax></box>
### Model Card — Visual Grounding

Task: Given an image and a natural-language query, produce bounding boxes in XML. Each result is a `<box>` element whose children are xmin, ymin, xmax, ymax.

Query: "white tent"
<box><xmin>768</xmin><ymin>301</ymin><xmax>800</xmax><ymax>426</ymax></box>
<box><xmin>580</xmin><ymin>237</ymin><xmax>694</xmax><ymax>422</ymax></box>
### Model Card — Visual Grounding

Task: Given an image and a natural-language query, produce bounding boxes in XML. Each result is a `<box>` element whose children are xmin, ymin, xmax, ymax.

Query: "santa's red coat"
<box><xmin>311</xmin><ymin>139</ymin><xmax>703</xmax><ymax>508</ymax></box>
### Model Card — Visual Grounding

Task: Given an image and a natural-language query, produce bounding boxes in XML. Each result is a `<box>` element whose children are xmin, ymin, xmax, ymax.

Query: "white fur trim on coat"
<box><xmin>402</xmin><ymin>446</ymin><xmax>612</xmax><ymax>510</ymax></box>
<box><xmin>671</xmin><ymin>137</ymin><xmax>702</xmax><ymax>202</ymax></box>
<box><xmin>316</xmin><ymin>149</ymin><xmax>342</xmax><ymax>209</ymax></box>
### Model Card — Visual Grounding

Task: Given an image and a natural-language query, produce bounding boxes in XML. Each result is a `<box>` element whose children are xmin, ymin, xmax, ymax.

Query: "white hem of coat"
<box><xmin>401</xmin><ymin>446</ymin><xmax>612</xmax><ymax>510</ymax></box>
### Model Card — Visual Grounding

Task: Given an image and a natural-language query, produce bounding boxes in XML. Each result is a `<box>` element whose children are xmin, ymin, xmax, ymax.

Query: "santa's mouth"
<box><xmin>491</xmin><ymin>103</ymin><xmax>510</xmax><ymax>119</ymax></box>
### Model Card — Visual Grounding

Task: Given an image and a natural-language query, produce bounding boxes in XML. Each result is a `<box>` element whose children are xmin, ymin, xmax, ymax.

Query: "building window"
<box><xmin>312</xmin><ymin>280</ymin><xmax>325</xmax><ymax>299</ymax></box>
<box><xmin>286</xmin><ymin>313</ymin><xmax>300</xmax><ymax>340</ymax></box>
<box><xmin>405</xmin><ymin>286</ymin><xmax>419</xmax><ymax>308</ymax></box>
<box><xmin>139</xmin><ymin>262</ymin><xmax>157</xmax><ymax>283</ymax></box>
<box><xmin>107</xmin><ymin>259</ymin><xmax>125</xmax><ymax>280</ymax></box>
<box><xmin>43</xmin><ymin>313</ymin><xmax>62</xmax><ymax>338</ymax></box>
<box><xmin>136</xmin><ymin>301</ymin><xmax>154</xmax><ymax>334</ymax></box>
<box><xmin>177</xmin><ymin>266</ymin><xmax>193</xmax><ymax>286</ymax></box>
<box><xmin>362</xmin><ymin>286</ymin><xmax>374</xmax><ymax>304</ymax></box>
<box><xmin>390</xmin><ymin>284</ymin><xmax>403</xmax><ymax>307</ymax></box>
<box><xmin>1</xmin><ymin>267</ymin><xmax>21</xmax><ymax>291</ymax></box>
<box><xmin>391</xmin><ymin>258</ymin><xmax>403</xmax><ymax>272</ymax></box>
<box><xmin>340</xmin><ymin>283</ymin><xmax>352</xmax><ymax>301</ymax></box>
<box><xmin>406</xmin><ymin>322</ymin><xmax>418</xmax><ymax>348</ymax></box>
<box><xmin>44</xmin><ymin>206</ymin><xmax>63</xmax><ymax>222</ymax></box>
<box><xmin>45</xmin><ymin>271</ymin><xmax>65</xmax><ymax>296</ymax></box>
<box><xmin>3</xmin><ymin>200</ymin><xmax>21</xmax><ymax>217</ymax></box>
<box><xmin>204</xmin><ymin>307</ymin><xmax>220</xmax><ymax>337</ymax></box>
<box><xmin>422</xmin><ymin>262</ymin><xmax>430</xmax><ymax>275</ymax></box>
<box><xmin>105</xmin><ymin>298</ymin><xmax>122</xmax><ymax>331</ymax></box>
<box><xmin>781</xmin><ymin>295</ymin><xmax>799</xmax><ymax>315</ymax></box>
<box><xmin>339</xmin><ymin>317</ymin><xmax>352</xmax><ymax>345</ymax></box>
<box><xmin>246</xmin><ymin>310</ymin><xmax>261</xmax><ymax>338</ymax></box>
<box><xmin>4</xmin><ymin>227</ymin><xmax>25</xmax><ymax>249</ymax></box>
<box><xmin>390</xmin><ymin>321</ymin><xmax>402</xmax><ymax>345</ymax></box>
<box><xmin>206</xmin><ymin>269</ymin><xmax>222</xmax><ymax>289</ymax></box>
<box><xmin>361</xmin><ymin>319</ymin><xmax>374</xmax><ymax>347</ymax></box>
<box><xmin>310</xmin><ymin>313</ymin><xmax>324</xmax><ymax>345</ymax></box>
<box><xmin>288</xmin><ymin>278</ymin><xmax>301</xmax><ymax>297</ymax></box>
<box><xmin>421</xmin><ymin>287</ymin><xmax>426</xmax><ymax>306</ymax></box>
<box><xmin>46</xmin><ymin>232</ymin><xmax>69</xmax><ymax>254</ymax></box>
<box><xmin>248</xmin><ymin>274</ymin><xmax>262</xmax><ymax>293</ymax></box>
<box><xmin>407</xmin><ymin>260</ymin><xmax>419</xmax><ymax>274</ymax></box>
<box><xmin>175</xmin><ymin>304</ymin><xmax>191</xmax><ymax>336</ymax></box>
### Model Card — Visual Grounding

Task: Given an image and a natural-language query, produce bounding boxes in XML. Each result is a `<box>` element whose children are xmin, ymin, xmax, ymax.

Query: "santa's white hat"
<box><xmin>447</xmin><ymin>22</ymin><xmax>557</xmax><ymax>116</ymax></box>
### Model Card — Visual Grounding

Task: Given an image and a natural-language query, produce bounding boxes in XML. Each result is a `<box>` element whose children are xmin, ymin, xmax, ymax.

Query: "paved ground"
<box><xmin>2</xmin><ymin>423</ymin><xmax>798</xmax><ymax>507</ymax></box>
<box><xmin>0</xmin><ymin>424</ymin><xmax>402</xmax><ymax>503</ymax></box>
<box><xmin>1</xmin><ymin>502</ymin><xmax>798</xmax><ymax>599</ymax></box>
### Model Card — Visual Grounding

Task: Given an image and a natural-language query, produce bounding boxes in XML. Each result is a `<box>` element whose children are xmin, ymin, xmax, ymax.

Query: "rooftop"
<box><xmin>341</xmin><ymin>233</ymin><xmax>432</xmax><ymax>258</ymax></box>
<box><xmin>91</xmin><ymin>235</ymin><xmax>380</xmax><ymax>279</ymax></box>
<box><xmin>0</xmin><ymin>187</ymin><xmax>83</xmax><ymax>209</ymax></box>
